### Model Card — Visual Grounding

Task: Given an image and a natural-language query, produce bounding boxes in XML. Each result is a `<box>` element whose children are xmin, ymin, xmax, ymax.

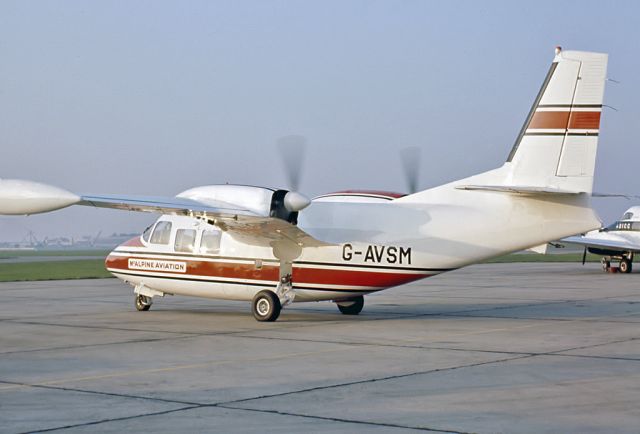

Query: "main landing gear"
<box><xmin>251</xmin><ymin>273</ymin><xmax>294</xmax><ymax>322</ymax></box>
<box><xmin>336</xmin><ymin>295</ymin><xmax>364</xmax><ymax>315</ymax></box>
<box><xmin>601</xmin><ymin>254</ymin><xmax>633</xmax><ymax>274</ymax></box>
<box><xmin>252</xmin><ymin>290</ymin><xmax>281</xmax><ymax>322</ymax></box>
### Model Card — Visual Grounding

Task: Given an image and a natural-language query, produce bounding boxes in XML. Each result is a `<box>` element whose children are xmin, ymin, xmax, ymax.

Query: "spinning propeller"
<box><xmin>400</xmin><ymin>146</ymin><xmax>421</xmax><ymax>194</ymax></box>
<box><xmin>277</xmin><ymin>135</ymin><xmax>311</xmax><ymax>212</ymax></box>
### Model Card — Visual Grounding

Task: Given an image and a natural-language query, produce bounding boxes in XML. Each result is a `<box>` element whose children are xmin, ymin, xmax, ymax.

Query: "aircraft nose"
<box><xmin>104</xmin><ymin>247</ymin><xmax>119</xmax><ymax>270</ymax></box>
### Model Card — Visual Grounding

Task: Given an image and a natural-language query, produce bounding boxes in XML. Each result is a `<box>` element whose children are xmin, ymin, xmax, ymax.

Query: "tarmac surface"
<box><xmin>1</xmin><ymin>262</ymin><xmax>639</xmax><ymax>433</ymax></box>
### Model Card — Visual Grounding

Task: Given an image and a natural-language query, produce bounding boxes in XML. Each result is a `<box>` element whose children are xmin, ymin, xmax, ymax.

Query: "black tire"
<box><xmin>620</xmin><ymin>258</ymin><xmax>632</xmax><ymax>274</ymax></box>
<box><xmin>252</xmin><ymin>290</ymin><xmax>281</xmax><ymax>322</ymax></box>
<box><xmin>135</xmin><ymin>294</ymin><xmax>151</xmax><ymax>311</ymax></box>
<box><xmin>337</xmin><ymin>295</ymin><xmax>364</xmax><ymax>315</ymax></box>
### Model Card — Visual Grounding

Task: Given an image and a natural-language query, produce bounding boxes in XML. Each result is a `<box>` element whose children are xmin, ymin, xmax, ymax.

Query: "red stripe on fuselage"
<box><xmin>105</xmin><ymin>254</ymin><xmax>430</xmax><ymax>288</ymax></box>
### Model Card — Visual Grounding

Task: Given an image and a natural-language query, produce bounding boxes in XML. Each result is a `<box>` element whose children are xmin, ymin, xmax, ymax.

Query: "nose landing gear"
<box><xmin>135</xmin><ymin>294</ymin><xmax>152</xmax><ymax>311</ymax></box>
<box><xmin>133</xmin><ymin>283</ymin><xmax>164</xmax><ymax>311</ymax></box>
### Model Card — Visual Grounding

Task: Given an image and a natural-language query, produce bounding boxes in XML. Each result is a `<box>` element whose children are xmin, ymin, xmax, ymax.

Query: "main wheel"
<box><xmin>252</xmin><ymin>290</ymin><xmax>281</xmax><ymax>322</ymax></box>
<box><xmin>336</xmin><ymin>295</ymin><xmax>364</xmax><ymax>315</ymax></box>
<box><xmin>620</xmin><ymin>258</ymin><xmax>632</xmax><ymax>274</ymax></box>
<box><xmin>601</xmin><ymin>258</ymin><xmax>610</xmax><ymax>272</ymax></box>
<box><xmin>135</xmin><ymin>294</ymin><xmax>152</xmax><ymax>311</ymax></box>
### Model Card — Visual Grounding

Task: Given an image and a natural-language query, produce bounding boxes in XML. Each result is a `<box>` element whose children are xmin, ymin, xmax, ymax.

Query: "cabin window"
<box><xmin>623</xmin><ymin>212</ymin><xmax>634</xmax><ymax>220</ymax></box>
<box><xmin>150</xmin><ymin>221</ymin><xmax>172</xmax><ymax>244</ymax></box>
<box><xmin>200</xmin><ymin>230</ymin><xmax>221</xmax><ymax>254</ymax></box>
<box><xmin>174</xmin><ymin>229</ymin><xmax>197</xmax><ymax>253</ymax></box>
<box><xmin>141</xmin><ymin>224</ymin><xmax>153</xmax><ymax>243</ymax></box>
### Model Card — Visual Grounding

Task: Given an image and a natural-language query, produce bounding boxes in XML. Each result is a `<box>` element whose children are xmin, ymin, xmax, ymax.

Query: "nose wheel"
<box><xmin>135</xmin><ymin>294</ymin><xmax>152</xmax><ymax>311</ymax></box>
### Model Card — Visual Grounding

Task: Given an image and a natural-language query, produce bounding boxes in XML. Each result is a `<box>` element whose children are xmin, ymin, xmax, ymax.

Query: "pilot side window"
<box><xmin>200</xmin><ymin>230</ymin><xmax>221</xmax><ymax>254</ymax></box>
<box><xmin>150</xmin><ymin>221</ymin><xmax>172</xmax><ymax>244</ymax></box>
<box><xmin>174</xmin><ymin>229</ymin><xmax>196</xmax><ymax>253</ymax></box>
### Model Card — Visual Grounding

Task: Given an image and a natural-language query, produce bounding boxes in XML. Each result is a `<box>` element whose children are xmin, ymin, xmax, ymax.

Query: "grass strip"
<box><xmin>0</xmin><ymin>260</ymin><xmax>113</xmax><ymax>282</ymax></box>
<box><xmin>0</xmin><ymin>250</ymin><xmax>111</xmax><ymax>259</ymax></box>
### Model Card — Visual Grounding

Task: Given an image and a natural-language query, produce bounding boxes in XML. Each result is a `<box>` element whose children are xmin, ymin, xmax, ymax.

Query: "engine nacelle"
<box><xmin>176</xmin><ymin>185</ymin><xmax>309</xmax><ymax>223</ymax></box>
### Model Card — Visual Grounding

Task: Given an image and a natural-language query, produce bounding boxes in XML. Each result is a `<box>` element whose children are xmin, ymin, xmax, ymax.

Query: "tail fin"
<box><xmin>504</xmin><ymin>48</ymin><xmax>608</xmax><ymax>194</ymax></box>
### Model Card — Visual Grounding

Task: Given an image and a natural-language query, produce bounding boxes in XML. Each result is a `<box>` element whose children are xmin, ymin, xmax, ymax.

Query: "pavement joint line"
<box><xmin>18</xmin><ymin>405</ymin><xmax>202</xmax><ymax>434</ymax></box>
<box><xmin>2</xmin><ymin>318</ymin><xmax>283</xmax><ymax>338</ymax></box>
<box><xmin>217</xmin><ymin>354</ymin><xmax>534</xmax><ymax>406</ymax></box>
<box><xmin>447</xmin><ymin>313</ymin><xmax>640</xmax><ymax>324</ymax></box>
<box><xmin>215</xmin><ymin>404</ymin><xmax>471</xmax><ymax>433</ymax></box>
<box><xmin>0</xmin><ymin>345</ymin><xmax>352</xmax><ymax>392</ymax></box>
<box><xmin>231</xmin><ymin>332</ymin><xmax>640</xmax><ymax>363</ymax></box>
<box><xmin>13</xmin><ymin>397</ymin><xmax>468</xmax><ymax>434</ymax></box>
<box><xmin>543</xmin><ymin>336</ymin><xmax>640</xmax><ymax>356</ymax></box>
<box><xmin>0</xmin><ymin>379</ymin><xmax>201</xmax><ymax>406</ymax></box>
<box><xmin>0</xmin><ymin>333</ymin><xmax>202</xmax><ymax>356</ymax></box>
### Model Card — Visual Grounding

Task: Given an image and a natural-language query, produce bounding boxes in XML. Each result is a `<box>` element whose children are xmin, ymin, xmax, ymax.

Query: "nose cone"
<box><xmin>104</xmin><ymin>248</ymin><xmax>118</xmax><ymax>270</ymax></box>
<box><xmin>105</xmin><ymin>236</ymin><xmax>144</xmax><ymax>271</ymax></box>
<box><xmin>284</xmin><ymin>191</ymin><xmax>311</xmax><ymax>212</ymax></box>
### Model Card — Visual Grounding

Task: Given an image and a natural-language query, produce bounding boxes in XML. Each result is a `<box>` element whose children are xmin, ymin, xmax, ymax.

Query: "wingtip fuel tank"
<box><xmin>0</xmin><ymin>179</ymin><xmax>80</xmax><ymax>215</ymax></box>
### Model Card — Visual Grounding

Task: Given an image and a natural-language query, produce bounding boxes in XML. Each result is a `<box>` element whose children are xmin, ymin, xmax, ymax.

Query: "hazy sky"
<box><xmin>1</xmin><ymin>0</ymin><xmax>639</xmax><ymax>241</ymax></box>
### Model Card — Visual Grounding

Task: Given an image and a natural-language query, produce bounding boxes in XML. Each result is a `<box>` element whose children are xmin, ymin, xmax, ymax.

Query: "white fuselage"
<box><xmin>106</xmin><ymin>187</ymin><xmax>600</xmax><ymax>303</ymax></box>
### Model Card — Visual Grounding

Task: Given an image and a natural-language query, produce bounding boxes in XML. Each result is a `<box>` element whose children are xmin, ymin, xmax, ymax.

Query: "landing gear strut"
<box><xmin>336</xmin><ymin>295</ymin><xmax>364</xmax><ymax>315</ymax></box>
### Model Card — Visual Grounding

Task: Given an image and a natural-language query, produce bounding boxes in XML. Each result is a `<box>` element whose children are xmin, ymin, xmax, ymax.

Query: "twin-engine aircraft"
<box><xmin>563</xmin><ymin>206</ymin><xmax>640</xmax><ymax>273</ymax></box>
<box><xmin>0</xmin><ymin>48</ymin><xmax>609</xmax><ymax>321</ymax></box>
